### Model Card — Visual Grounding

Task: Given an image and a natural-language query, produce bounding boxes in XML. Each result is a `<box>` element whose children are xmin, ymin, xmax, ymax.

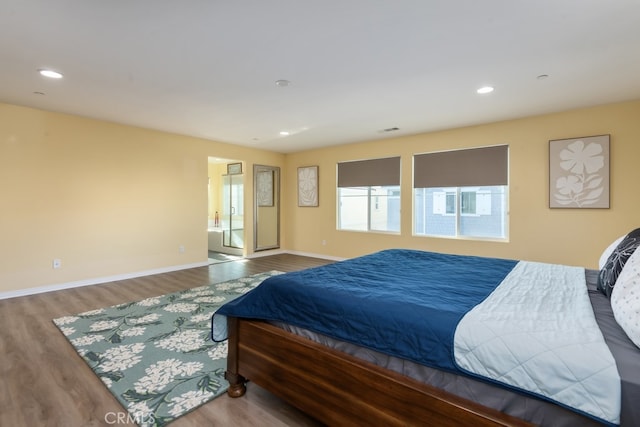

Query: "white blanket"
<box><xmin>454</xmin><ymin>261</ymin><xmax>621</xmax><ymax>424</ymax></box>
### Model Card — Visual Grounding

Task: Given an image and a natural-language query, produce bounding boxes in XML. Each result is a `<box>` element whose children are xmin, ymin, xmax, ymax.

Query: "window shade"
<box><xmin>337</xmin><ymin>156</ymin><xmax>401</xmax><ymax>187</ymax></box>
<box><xmin>413</xmin><ymin>145</ymin><xmax>508</xmax><ymax>188</ymax></box>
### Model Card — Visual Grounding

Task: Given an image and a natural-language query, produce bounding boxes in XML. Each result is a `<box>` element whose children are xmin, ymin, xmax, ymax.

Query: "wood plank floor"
<box><xmin>0</xmin><ymin>254</ymin><xmax>333</xmax><ymax>427</ymax></box>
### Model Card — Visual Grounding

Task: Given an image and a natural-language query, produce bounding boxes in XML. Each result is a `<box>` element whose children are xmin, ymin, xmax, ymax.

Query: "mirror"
<box><xmin>254</xmin><ymin>164</ymin><xmax>280</xmax><ymax>251</ymax></box>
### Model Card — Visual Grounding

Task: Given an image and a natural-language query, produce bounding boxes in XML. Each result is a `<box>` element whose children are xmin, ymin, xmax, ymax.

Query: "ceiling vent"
<box><xmin>380</xmin><ymin>127</ymin><xmax>400</xmax><ymax>133</ymax></box>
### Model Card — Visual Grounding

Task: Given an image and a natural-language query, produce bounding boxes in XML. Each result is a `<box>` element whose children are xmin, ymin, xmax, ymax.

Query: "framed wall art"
<box><xmin>227</xmin><ymin>162</ymin><xmax>242</xmax><ymax>175</ymax></box>
<box><xmin>298</xmin><ymin>165</ymin><xmax>319</xmax><ymax>207</ymax></box>
<box><xmin>549</xmin><ymin>134</ymin><xmax>610</xmax><ymax>208</ymax></box>
<box><xmin>256</xmin><ymin>169</ymin><xmax>274</xmax><ymax>207</ymax></box>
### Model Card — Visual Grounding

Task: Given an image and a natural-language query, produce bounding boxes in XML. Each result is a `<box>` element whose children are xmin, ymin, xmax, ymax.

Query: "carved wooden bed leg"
<box><xmin>225</xmin><ymin>316</ymin><xmax>246</xmax><ymax>397</ymax></box>
<box><xmin>225</xmin><ymin>371</ymin><xmax>247</xmax><ymax>397</ymax></box>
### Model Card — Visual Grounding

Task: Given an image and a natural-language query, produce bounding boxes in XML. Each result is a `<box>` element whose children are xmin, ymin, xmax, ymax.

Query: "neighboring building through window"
<box><xmin>337</xmin><ymin>157</ymin><xmax>401</xmax><ymax>233</ymax></box>
<box><xmin>413</xmin><ymin>145</ymin><xmax>508</xmax><ymax>239</ymax></box>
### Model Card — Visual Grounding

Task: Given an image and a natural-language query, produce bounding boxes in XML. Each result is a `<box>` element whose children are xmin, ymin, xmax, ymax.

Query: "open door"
<box><xmin>222</xmin><ymin>172</ymin><xmax>244</xmax><ymax>249</ymax></box>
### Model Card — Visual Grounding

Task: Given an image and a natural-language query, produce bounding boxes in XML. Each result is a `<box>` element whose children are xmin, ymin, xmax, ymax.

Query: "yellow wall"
<box><xmin>283</xmin><ymin>100</ymin><xmax>640</xmax><ymax>268</ymax></box>
<box><xmin>2</xmin><ymin>100</ymin><xmax>639</xmax><ymax>296</ymax></box>
<box><xmin>0</xmin><ymin>103</ymin><xmax>284</xmax><ymax>294</ymax></box>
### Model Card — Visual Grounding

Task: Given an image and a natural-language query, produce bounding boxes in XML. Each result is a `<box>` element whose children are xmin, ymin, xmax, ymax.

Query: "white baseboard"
<box><xmin>283</xmin><ymin>250</ymin><xmax>345</xmax><ymax>262</ymax></box>
<box><xmin>246</xmin><ymin>249</ymin><xmax>344</xmax><ymax>262</ymax></box>
<box><xmin>1</xmin><ymin>251</ymin><xmax>345</xmax><ymax>300</ymax></box>
<box><xmin>0</xmin><ymin>261</ymin><xmax>209</xmax><ymax>301</ymax></box>
<box><xmin>246</xmin><ymin>248</ymin><xmax>287</xmax><ymax>258</ymax></box>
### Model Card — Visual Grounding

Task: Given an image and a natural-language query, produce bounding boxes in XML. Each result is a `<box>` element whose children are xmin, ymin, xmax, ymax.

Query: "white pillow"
<box><xmin>599</xmin><ymin>235</ymin><xmax>626</xmax><ymax>269</ymax></box>
<box><xmin>610</xmin><ymin>248</ymin><xmax>640</xmax><ymax>349</ymax></box>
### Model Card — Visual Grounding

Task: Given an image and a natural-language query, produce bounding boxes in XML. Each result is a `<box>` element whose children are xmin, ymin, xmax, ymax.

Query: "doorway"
<box><xmin>208</xmin><ymin>157</ymin><xmax>244</xmax><ymax>263</ymax></box>
<box><xmin>221</xmin><ymin>172</ymin><xmax>244</xmax><ymax>249</ymax></box>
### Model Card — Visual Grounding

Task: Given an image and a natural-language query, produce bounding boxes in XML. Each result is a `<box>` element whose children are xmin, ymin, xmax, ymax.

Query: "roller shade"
<box><xmin>338</xmin><ymin>156</ymin><xmax>401</xmax><ymax>187</ymax></box>
<box><xmin>413</xmin><ymin>145</ymin><xmax>508</xmax><ymax>188</ymax></box>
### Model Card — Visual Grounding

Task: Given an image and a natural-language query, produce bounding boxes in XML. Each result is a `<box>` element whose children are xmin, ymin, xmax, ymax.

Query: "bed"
<box><xmin>212</xmin><ymin>245</ymin><xmax>640</xmax><ymax>426</ymax></box>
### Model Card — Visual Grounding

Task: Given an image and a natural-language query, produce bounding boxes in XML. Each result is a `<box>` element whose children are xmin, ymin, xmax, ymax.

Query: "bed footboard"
<box><xmin>225</xmin><ymin>317</ymin><xmax>531</xmax><ymax>427</ymax></box>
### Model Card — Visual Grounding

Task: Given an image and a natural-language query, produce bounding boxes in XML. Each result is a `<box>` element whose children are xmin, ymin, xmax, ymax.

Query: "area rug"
<box><xmin>53</xmin><ymin>270</ymin><xmax>282</xmax><ymax>427</ymax></box>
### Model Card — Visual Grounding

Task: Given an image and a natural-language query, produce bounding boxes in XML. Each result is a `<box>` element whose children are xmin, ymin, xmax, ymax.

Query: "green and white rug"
<box><xmin>53</xmin><ymin>270</ymin><xmax>281</xmax><ymax>427</ymax></box>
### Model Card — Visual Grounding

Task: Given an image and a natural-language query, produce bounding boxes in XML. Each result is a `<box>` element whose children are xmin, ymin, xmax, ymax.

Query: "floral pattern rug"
<box><xmin>53</xmin><ymin>270</ymin><xmax>282</xmax><ymax>427</ymax></box>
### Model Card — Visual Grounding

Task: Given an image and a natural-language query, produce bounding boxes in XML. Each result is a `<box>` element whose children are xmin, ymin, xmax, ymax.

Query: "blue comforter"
<box><xmin>212</xmin><ymin>249</ymin><xmax>517</xmax><ymax>371</ymax></box>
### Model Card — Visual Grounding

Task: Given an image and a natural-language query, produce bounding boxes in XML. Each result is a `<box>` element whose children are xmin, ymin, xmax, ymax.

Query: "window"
<box><xmin>337</xmin><ymin>157</ymin><xmax>401</xmax><ymax>233</ymax></box>
<box><xmin>415</xmin><ymin>186</ymin><xmax>505</xmax><ymax>238</ymax></box>
<box><xmin>432</xmin><ymin>191</ymin><xmax>456</xmax><ymax>215</ymax></box>
<box><xmin>460</xmin><ymin>191</ymin><xmax>476</xmax><ymax>214</ymax></box>
<box><xmin>413</xmin><ymin>146</ymin><xmax>508</xmax><ymax>239</ymax></box>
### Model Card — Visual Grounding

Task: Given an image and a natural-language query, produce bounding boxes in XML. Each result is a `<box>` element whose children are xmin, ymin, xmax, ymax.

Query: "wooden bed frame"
<box><xmin>225</xmin><ymin>317</ymin><xmax>533</xmax><ymax>426</ymax></box>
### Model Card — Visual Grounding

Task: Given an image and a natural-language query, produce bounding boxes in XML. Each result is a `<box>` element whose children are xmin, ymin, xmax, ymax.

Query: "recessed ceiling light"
<box><xmin>477</xmin><ymin>86</ymin><xmax>494</xmax><ymax>94</ymax></box>
<box><xmin>537</xmin><ymin>74</ymin><xmax>549</xmax><ymax>80</ymax></box>
<box><xmin>279</xmin><ymin>131</ymin><xmax>290</xmax><ymax>136</ymax></box>
<box><xmin>38</xmin><ymin>69</ymin><xmax>63</xmax><ymax>79</ymax></box>
<box><xmin>275</xmin><ymin>79</ymin><xmax>291</xmax><ymax>87</ymax></box>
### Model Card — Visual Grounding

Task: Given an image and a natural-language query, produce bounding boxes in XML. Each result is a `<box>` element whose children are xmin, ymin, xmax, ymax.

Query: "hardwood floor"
<box><xmin>0</xmin><ymin>254</ymin><xmax>333</xmax><ymax>427</ymax></box>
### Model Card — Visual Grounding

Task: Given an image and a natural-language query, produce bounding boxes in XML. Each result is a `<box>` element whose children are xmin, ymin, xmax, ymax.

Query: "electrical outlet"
<box><xmin>179</xmin><ymin>245</ymin><xmax>185</xmax><ymax>253</ymax></box>
<box><xmin>52</xmin><ymin>259</ymin><xmax>62</xmax><ymax>269</ymax></box>
<box><xmin>322</xmin><ymin>240</ymin><xmax>327</xmax><ymax>246</ymax></box>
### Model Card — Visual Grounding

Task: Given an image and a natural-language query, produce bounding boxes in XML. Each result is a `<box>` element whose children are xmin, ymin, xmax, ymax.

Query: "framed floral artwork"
<box><xmin>256</xmin><ymin>170</ymin><xmax>274</xmax><ymax>207</ymax></box>
<box><xmin>549</xmin><ymin>134</ymin><xmax>610</xmax><ymax>208</ymax></box>
<box><xmin>298</xmin><ymin>166</ymin><xmax>319</xmax><ymax>207</ymax></box>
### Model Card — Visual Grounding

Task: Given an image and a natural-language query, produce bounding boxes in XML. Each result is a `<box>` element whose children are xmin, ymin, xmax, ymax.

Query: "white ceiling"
<box><xmin>1</xmin><ymin>1</ymin><xmax>640</xmax><ymax>154</ymax></box>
